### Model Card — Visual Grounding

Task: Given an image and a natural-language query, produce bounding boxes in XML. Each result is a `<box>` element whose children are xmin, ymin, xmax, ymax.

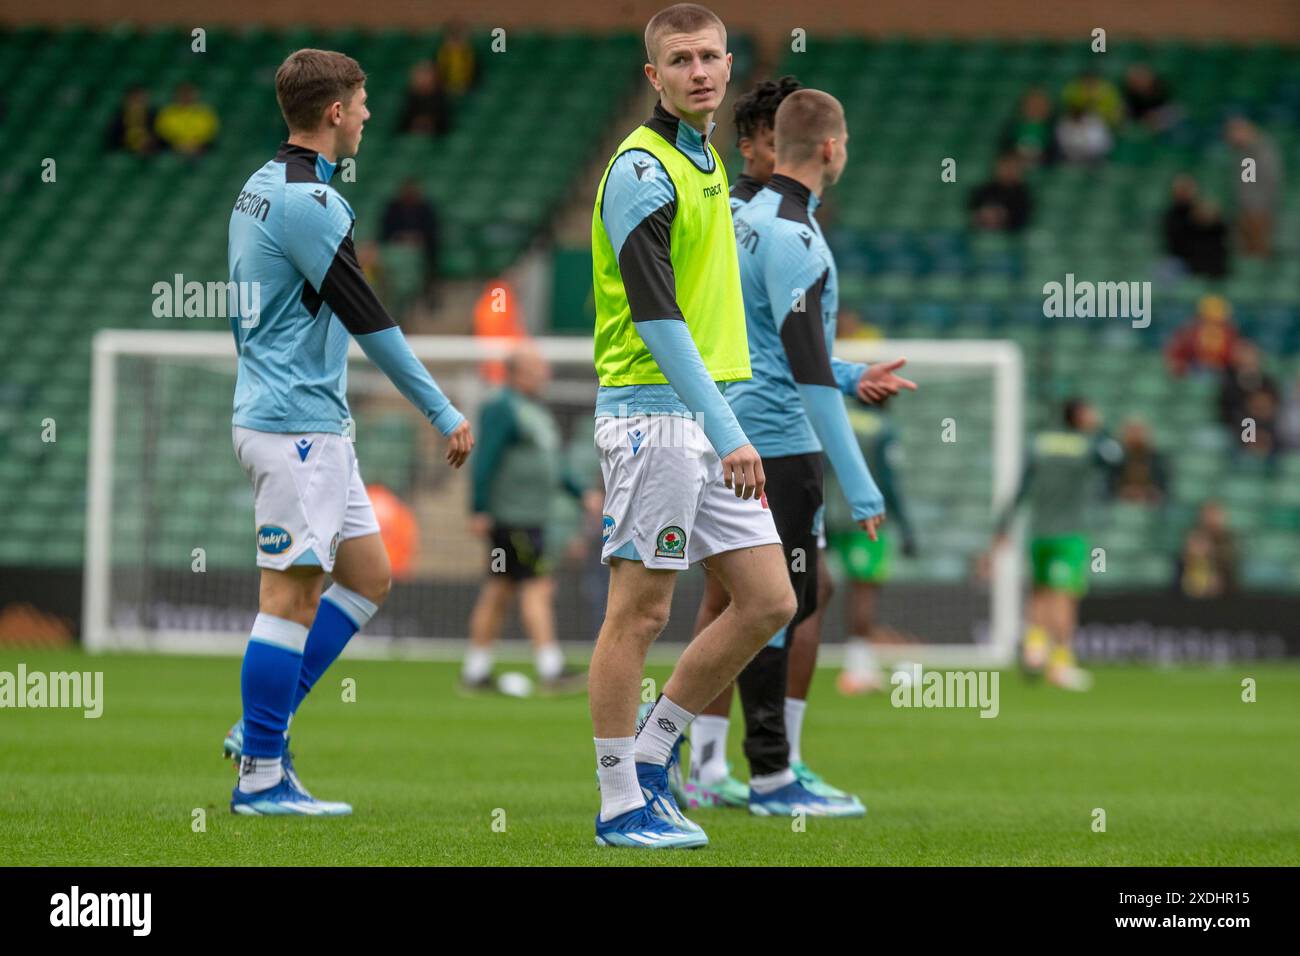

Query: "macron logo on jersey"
<box><xmin>295</xmin><ymin>438</ymin><xmax>313</xmax><ymax>462</ymax></box>
<box><xmin>633</xmin><ymin>160</ymin><xmax>654</xmax><ymax>182</ymax></box>
<box><xmin>629</xmin><ymin>428</ymin><xmax>646</xmax><ymax>456</ymax></box>
<box><xmin>311</xmin><ymin>189</ymin><xmax>327</xmax><ymax>208</ymax></box>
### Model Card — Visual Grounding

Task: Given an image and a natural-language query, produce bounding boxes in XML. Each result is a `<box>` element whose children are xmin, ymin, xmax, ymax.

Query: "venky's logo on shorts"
<box><xmin>654</xmin><ymin>525</ymin><xmax>686</xmax><ymax>559</ymax></box>
<box><xmin>602</xmin><ymin>515</ymin><xmax>615</xmax><ymax>543</ymax></box>
<box><xmin>329</xmin><ymin>532</ymin><xmax>341</xmax><ymax>562</ymax></box>
<box><xmin>257</xmin><ymin>525</ymin><xmax>293</xmax><ymax>555</ymax></box>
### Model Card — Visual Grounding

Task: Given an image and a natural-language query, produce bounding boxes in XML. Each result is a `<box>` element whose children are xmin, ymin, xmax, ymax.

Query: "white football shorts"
<box><xmin>595</xmin><ymin>414</ymin><xmax>781</xmax><ymax>570</ymax></box>
<box><xmin>233</xmin><ymin>426</ymin><xmax>381</xmax><ymax>572</ymax></box>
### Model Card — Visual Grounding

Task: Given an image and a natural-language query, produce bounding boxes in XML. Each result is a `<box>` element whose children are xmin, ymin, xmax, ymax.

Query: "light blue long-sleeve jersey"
<box><xmin>726</xmin><ymin>174</ymin><xmax>882</xmax><ymax>520</ymax></box>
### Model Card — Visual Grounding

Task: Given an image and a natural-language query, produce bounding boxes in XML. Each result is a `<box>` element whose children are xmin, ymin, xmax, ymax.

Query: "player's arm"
<box><xmin>766</xmin><ymin>233</ymin><xmax>884</xmax><ymax>533</ymax></box>
<box><xmin>601</xmin><ymin>152</ymin><xmax>760</xmax><ymax>496</ymax></box>
<box><xmin>283</xmin><ymin>190</ymin><xmax>472</xmax><ymax>466</ymax></box>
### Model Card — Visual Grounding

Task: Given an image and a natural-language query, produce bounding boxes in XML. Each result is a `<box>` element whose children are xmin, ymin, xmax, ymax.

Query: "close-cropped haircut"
<box><xmin>773</xmin><ymin>89</ymin><xmax>846</xmax><ymax>164</ymax></box>
<box><xmin>734</xmin><ymin>75</ymin><xmax>802</xmax><ymax>141</ymax></box>
<box><xmin>275</xmin><ymin>48</ymin><xmax>366</xmax><ymax>133</ymax></box>
<box><xmin>644</xmin><ymin>4</ymin><xmax>726</xmax><ymax>65</ymax></box>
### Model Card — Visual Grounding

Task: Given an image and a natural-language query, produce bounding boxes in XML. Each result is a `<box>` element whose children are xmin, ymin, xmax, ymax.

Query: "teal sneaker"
<box><xmin>791</xmin><ymin>760</ymin><xmax>866</xmax><ymax>811</ymax></box>
<box><xmin>685</xmin><ymin>763</ymin><xmax>750</xmax><ymax>808</ymax></box>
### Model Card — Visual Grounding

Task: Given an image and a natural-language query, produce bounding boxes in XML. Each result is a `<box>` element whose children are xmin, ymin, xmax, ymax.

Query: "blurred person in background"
<box><xmin>1122</xmin><ymin>63</ymin><xmax>1179</xmax><ymax>132</ymax></box>
<box><xmin>397</xmin><ymin>60</ymin><xmax>451</xmax><ymax>137</ymax></box>
<box><xmin>1162</xmin><ymin>174</ymin><xmax>1198</xmax><ymax>267</ymax></box>
<box><xmin>1109</xmin><ymin>417</ymin><xmax>1168</xmax><ymax>505</ymax></box>
<box><xmin>1166</xmin><ymin>294</ymin><xmax>1239</xmax><ymax>377</ymax></box>
<box><xmin>463</xmin><ymin>343</ymin><xmax>591</xmax><ymax>693</ymax></box>
<box><xmin>991</xmin><ymin>398</ymin><xmax>1124</xmax><ymax>691</ymax></box>
<box><xmin>1056</xmin><ymin>103</ymin><xmax>1112</xmax><ymax>164</ymax></box>
<box><xmin>969</xmin><ymin>152</ymin><xmax>1033</xmax><ymax>233</ymax></box>
<box><xmin>1061</xmin><ymin>69</ymin><xmax>1124</xmax><ymax>127</ymax></box>
<box><xmin>1219</xmin><ymin>340</ymin><xmax>1279</xmax><ymax>434</ymax></box>
<box><xmin>437</xmin><ymin>21</ymin><xmax>478</xmax><ymax>97</ymax></box>
<box><xmin>1000</xmin><ymin>88</ymin><xmax>1059</xmax><ymax>168</ymax></box>
<box><xmin>832</xmin><ymin>396</ymin><xmax>918</xmax><ymax>695</ymax></box>
<box><xmin>154</xmin><ymin>81</ymin><xmax>219</xmax><ymax>156</ymax></box>
<box><xmin>380</xmin><ymin>178</ymin><xmax>441</xmax><ymax>301</ymax></box>
<box><xmin>106</xmin><ymin>85</ymin><xmax>159</xmax><ymax>155</ymax></box>
<box><xmin>1175</xmin><ymin>501</ymin><xmax>1238</xmax><ymax>598</ymax></box>
<box><xmin>1224</xmin><ymin>117</ymin><xmax>1282</xmax><ymax>258</ymax></box>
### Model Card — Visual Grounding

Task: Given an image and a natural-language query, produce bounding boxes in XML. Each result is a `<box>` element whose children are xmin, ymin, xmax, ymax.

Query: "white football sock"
<box><xmin>238</xmin><ymin>756</ymin><xmax>283</xmax><ymax>794</ymax></box>
<box><xmin>462</xmin><ymin>646</ymin><xmax>493</xmax><ymax>682</ymax></box>
<box><xmin>844</xmin><ymin>637</ymin><xmax>877</xmax><ymax>674</ymax></box>
<box><xmin>535</xmin><ymin>643</ymin><xmax>564</xmax><ymax>680</ymax></box>
<box><xmin>749</xmin><ymin>767</ymin><xmax>796</xmax><ymax>794</ymax></box>
<box><xmin>634</xmin><ymin>694</ymin><xmax>694</xmax><ymax>767</ymax></box>
<box><xmin>690</xmin><ymin>715</ymin><xmax>730</xmax><ymax>785</ymax></box>
<box><xmin>595</xmin><ymin>736</ymin><xmax>643</xmax><ymax>821</ymax></box>
<box><xmin>784</xmin><ymin>697</ymin><xmax>807</xmax><ymax>765</ymax></box>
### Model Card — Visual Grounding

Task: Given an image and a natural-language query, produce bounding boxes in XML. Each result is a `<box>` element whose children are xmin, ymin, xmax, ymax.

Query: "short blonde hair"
<box><xmin>774</xmin><ymin>89</ymin><xmax>846</xmax><ymax>164</ymax></box>
<box><xmin>644</xmin><ymin>4</ymin><xmax>726</xmax><ymax>66</ymax></box>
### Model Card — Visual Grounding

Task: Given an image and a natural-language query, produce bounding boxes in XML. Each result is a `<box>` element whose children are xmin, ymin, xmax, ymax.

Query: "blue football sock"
<box><xmin>241</xmin><ymin>614</ymin><xmax>310</xmax><ymax>758</ymax></box>
<box><xmin>292</xmin><ymin>583</ymin><xmax>378</xmax><ymax>713</ymax></box>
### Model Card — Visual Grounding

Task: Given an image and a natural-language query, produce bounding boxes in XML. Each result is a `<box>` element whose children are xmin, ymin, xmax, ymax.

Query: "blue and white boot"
<box><xmin>749</xmin><ymin>778</ymin><xmax>867</xmax><ymax>818</ymax></box>
<box><xmin>230</xmin><ymin>776</ymin><xmax>352</xmax><ymax>816</ymax></box>
<box><xmin>595</xmin><ymin>804</ymin><xmax>707</xmax><ymax>848</ymax></box>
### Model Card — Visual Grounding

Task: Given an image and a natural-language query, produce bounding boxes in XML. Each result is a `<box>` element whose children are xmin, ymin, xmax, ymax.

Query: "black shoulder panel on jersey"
<box><xmin>768</xmin><ymin>173</ymin><xmax>814</xmax><ymax>226</ymax></box>
<box><xmin>617</xmin><ymin>200</ymin><xmax>684</xmax><ymax>323</ymax></box>
<box><xmin>730</xmin><ymin>174</ymin><xmax>762</xmax><ymax>203</ymax></box>
<box><xmin>319</xmin><ymin>234</ymin><xmax>397</xmax><ymax>335</ymax></box>
<box><xmin>276</xmin><ymin>142</ymin><xmax>322</xmax><ymax>184</ymax></box>
<box><xmin>779</xmin><ymin>267</ymin><xmax>836</xmax><ymax>387</ymax></box>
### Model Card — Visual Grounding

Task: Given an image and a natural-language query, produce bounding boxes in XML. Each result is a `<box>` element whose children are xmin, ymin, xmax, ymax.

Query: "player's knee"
<box><xmin>359</xmin><ymin>573</ymin><xmax>392</xmax><ymax>608</ymax></box>
<box><xmin>753</xmin><ymin>586</ymin><xmax>797</xmax><ymax>636</ymax></box>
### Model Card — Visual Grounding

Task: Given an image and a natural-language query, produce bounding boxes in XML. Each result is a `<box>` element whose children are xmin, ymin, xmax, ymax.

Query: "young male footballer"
<box><xmin>222</xmin><ymin>49</ymin><xmax>473</xmax><ymax>815</ymax></box>
<box><xmin>587</xmin><ymin>4</ymin><xmax>799</xmax><ymax>848</ymax></box>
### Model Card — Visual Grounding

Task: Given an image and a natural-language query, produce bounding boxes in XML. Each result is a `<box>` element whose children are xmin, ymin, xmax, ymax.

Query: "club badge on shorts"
<box><xmin>654</xmin><ymin>525</ymin><xmax>686</xmax><ymax>559</ymax></box>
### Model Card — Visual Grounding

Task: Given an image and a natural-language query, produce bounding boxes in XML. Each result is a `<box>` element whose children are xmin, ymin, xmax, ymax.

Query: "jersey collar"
<box><xmin>644</xmin><ymin>101</ymin><xmax>717</xmax><ymax>173</ymax></box>
<box><xmin>275</xmin><ymin>142</ymin><xmax>338</xmax><ymax>183</ymax></box>
<box><xmin>767</xmin><ymin>173</ymin><xmax>820</xmax><ymax>214</ymax></box>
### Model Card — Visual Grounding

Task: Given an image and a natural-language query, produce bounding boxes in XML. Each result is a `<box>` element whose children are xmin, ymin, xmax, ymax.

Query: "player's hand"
<box><xmin>446</xmin><ymin>420</ymin><xmax>473</xmax><ymax>469</ymax></box>
<box><xmin>468</xmin><ymin>513</ymin><xmax>491</xmax><ymax>537</ymax></box>
<box><xmin>582</xmin><ymin>488</ymin><xmax>605</xmax><ymax>520</ymax></box>
<box><xmin>857</xmin><ymin>358</ymin><xmax>918</xmax><ymax>405</ymax></box>
<box><xmin>721</xmin><ymin>444</ymin><xmax>765</xmax><ymax>500</ymax></box>
<box><xmin>858</xmin><ymin>513</ymin><xmax>885</xmax><ymax>541</ymax></box>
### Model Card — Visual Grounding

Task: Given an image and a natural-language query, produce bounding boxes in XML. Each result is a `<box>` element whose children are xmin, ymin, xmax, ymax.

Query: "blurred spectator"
<box><xmin>1278</xmin><ymin>370</ymin><xmax>1300</xmax><ymax>450</ymax></box>
<box><xmin>1121</xmin><ymin>63</ymin><xmax>1178</xmax><ymax>131</ymax></box>
<box><xmin>1224</xmin><ymin>117</ymin><xmax>1283</xmax><ymax>258</ymax></box>
<box><xmin>381</xmin><ymin>179</ymin><xmax>441</xmax><ymax>296</ymax></box>
<box><xmin>106</xmin><ymin>85</ymin><xmax>159</xmax><ymax>155</ymax></box>
<box><xmin>1175</xmin><ymin>501</ymin><xmax>1238</xmax><ymax>597</ymax></box>
<box><xmin>398</xmin><ymin>60</ymin><xmax>451</xmax><ymax>137</ymax></box>
<box><xmin>1184</xmin><ymin>199</ymin><xmax>1230</xmax><ymax>279</ymax></box>
<box><xmin>154</xmin><ymin>82</ymin><xmax>219</xmax><ymax>156</ymax></box>
<box><xmin>1165</xmin><ymin>294</ymin><xmax>1239</xmax><ymax>377</ymax></box>
<box><xmin>969</xmin><ymin>153</ymin><xmax>1032</xmax><ymax>233</ymax></box>
<box><xmin>1000</xmin><ymin>88</ymin><xmax>1059</xmax><ymax>168</ymax></box>
<box><xmin>1061</xmin><ymin>70</ymin><xmax>1123</xmax><ymax>127</ymax></box>
<box><xmin>1162</xmin><ymin>174</ymin><xmax>1198</xmax><ymax>263</ymax></box>
<box><xmin>437</xmin><ymin>21</ymin><xmax>478</xmax><ymax>97</ymax></box>
<box><xmin>1219</xmin><ymin>340</ymin><xmax>1279</xmax><ymax>428</ymax></box>
<box><xmin>1055</xmin><ymin>104</ymin><xmax>1112</xmax><ymax>164</ymax></box>
<box><xmin>1109</xmin><ymin>418</ymin><xmax>1168</xmax><ymax>504</ymax></box>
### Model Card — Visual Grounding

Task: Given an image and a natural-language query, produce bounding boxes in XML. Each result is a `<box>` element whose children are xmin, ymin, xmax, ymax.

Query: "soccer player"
<box><xmin>588</xmin><ymin>3</ymin><xmax>800</xmax><ymax>849</ymax></box>
<box><xmin>833</xmin><ymin>399</ymin><xmax>918</xmax><ymax>694</ymax></box>
<box><xmin>462</xmin><ymin>342</ymin><xmax>588</xmax><ymax>693</ymax></box>
<box><xmin>992</xmin><ymin>398</ymin><xmax>1123</xmax><ymax>691</ymax></box>
<box><xmin>686</xmin><ymin>81</ymin><xmax>914</xmax><ymax>811</ymax></box>
<box><xmin>222</xmin><ymin>49</ymin><xmax>473</xmax><ymax>815</ymax></box>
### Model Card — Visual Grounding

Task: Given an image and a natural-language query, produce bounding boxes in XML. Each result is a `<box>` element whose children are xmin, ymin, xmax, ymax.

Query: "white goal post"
<box><xmin>84</xmin><ymin>331</ymin><xmax>1022</xmax><ymax>667</ymax></box>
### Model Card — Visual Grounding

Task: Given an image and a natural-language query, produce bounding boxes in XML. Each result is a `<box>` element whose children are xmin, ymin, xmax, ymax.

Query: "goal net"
<box><xmin>84</xmin><ymin>332</ymin><xmax>1022</xmax><ymax>667</ymax></box>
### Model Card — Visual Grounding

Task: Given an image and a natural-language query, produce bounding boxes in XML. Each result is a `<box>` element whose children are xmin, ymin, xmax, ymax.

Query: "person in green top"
<box><xmin>992</xmin><ymin>398</ymin><xmax>1124</xmax><ymax>691</ymax></box>
<box><xmin>463</xmin><ymin>344</ymin><xmax>592</xmax><ymax>693</ymax></box>
<box><xmin>828</xmin><ymin>398</ymin><xmax>918</xmax><ymax>694</ymax></box>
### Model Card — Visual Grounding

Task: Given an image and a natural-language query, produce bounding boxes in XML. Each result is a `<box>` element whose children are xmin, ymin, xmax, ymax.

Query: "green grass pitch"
<box><xmin>1</xmin><ymin>650</ymin><xmax>1297</xmax><ymax>866</ymax></box>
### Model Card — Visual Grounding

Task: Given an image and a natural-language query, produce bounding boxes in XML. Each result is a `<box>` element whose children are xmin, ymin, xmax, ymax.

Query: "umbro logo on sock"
<box><xmin>657</xmin><ymin>718</ymin><xmax>678</xmax><ymax>734</ymax></box>
<box><xmin>240</xmin><ymin>755</ymin><xmax>256</xmax><ymax>775</ymax></box>
<box><xmin>600</xmin><ymin>755</ymin><xmax>621</xmax><ymax>767</ymax></box>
